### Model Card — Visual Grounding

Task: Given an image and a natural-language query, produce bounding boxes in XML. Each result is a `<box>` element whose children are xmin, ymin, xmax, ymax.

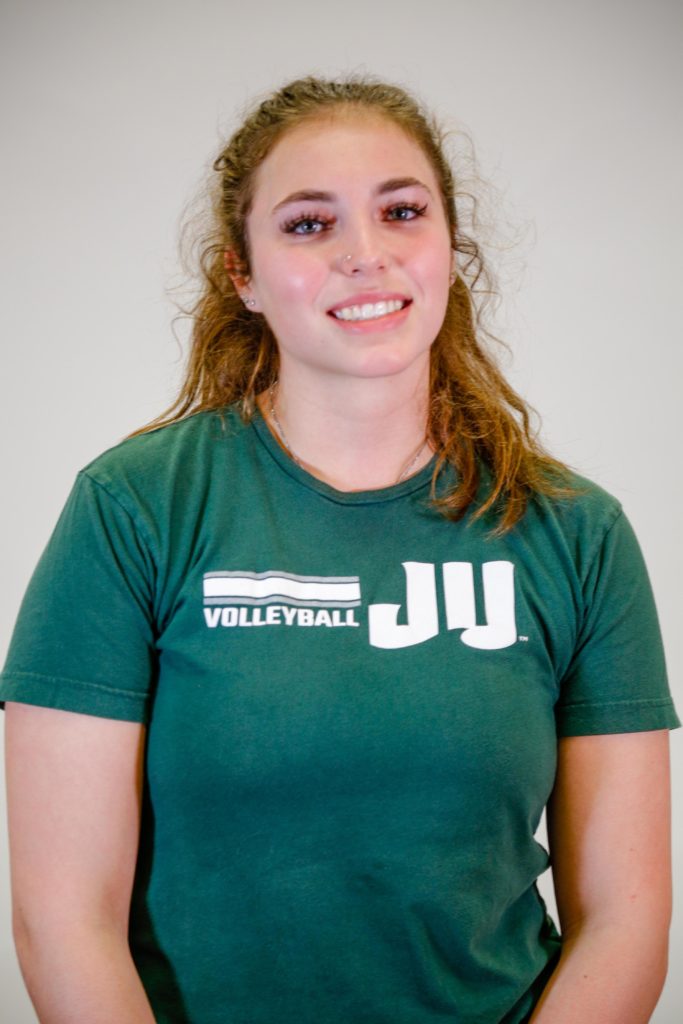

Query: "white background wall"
<box><xmin>1</xmin><ymin>0</ymin><xmax>681</xmax><ymax>1019</ymax></box>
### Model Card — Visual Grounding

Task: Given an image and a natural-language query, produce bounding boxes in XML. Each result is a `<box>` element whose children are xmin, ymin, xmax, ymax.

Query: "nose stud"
<box><xmin>340</xmin><ymin>253</ymin><xmax>360</xmax><ymax>274</ymax></box>
<box><xmin>338</xmin><ymin>252</ymin><xmax>386</xmax><ymax>274</ymax></box>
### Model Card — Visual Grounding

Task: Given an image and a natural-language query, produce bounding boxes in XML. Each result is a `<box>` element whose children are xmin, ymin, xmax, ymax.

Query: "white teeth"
<box><xmin>332</xmin><ymin>299</ymin><xmax>406</xmax><ymax>321</ymax></box>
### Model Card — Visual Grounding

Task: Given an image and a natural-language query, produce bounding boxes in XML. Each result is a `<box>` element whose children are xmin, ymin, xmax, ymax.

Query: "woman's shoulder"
<box><xmin>524</xmin><ymin>466</ymin><xmax>628</xmax><ymax>561</ymax></box>
<box><xmin>79</xmin><ymin>406</ymin><xmax>248</xmax><ymax>493</ymax></box>
<box><xmin>547</xmin><ymin>467</ymin><xmax>622</xmax><ymax>520</ymax></box>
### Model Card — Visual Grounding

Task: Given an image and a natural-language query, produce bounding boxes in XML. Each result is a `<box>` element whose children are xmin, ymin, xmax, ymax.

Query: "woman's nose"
<box><xmin>337</xmin><ymin>252</ymin><xmax>387</xmax><ymax>275</ymax></box>
<box><xmin>334</xmin><ymin>223</ymin><xmax>389</xmax><ymax>275</ymax></box>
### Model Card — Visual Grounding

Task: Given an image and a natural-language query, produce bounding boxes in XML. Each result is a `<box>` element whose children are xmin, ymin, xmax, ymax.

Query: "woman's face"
<box><xmin>242</xmin><ymin>113</ymin><xmax>453</xmax><ymax>390</ymax></box>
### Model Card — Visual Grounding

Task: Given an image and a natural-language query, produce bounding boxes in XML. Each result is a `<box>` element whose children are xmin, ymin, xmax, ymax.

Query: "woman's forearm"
<box><xmin>15</xmin><ymin>923</ymin><xmax>156</xmax><ymax>1024</ymax></box>
<box><xmin>529</xmin><ymin>920</ymin><xmax>668</xmax><ymax>1024</ymax></box>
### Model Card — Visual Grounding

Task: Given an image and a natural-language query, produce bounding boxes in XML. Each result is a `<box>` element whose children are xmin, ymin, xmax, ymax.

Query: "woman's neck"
<box><xmin>259</xmin><ymin>370</ymin><xmax>432</xmax><ymax>492</ymax></box>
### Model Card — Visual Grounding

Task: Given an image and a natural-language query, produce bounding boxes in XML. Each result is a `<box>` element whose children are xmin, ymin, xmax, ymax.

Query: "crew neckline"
<box><xmin>251</xmin><ymin>408</ymin><xmax>438</xmax><ymax>506</ymax></box>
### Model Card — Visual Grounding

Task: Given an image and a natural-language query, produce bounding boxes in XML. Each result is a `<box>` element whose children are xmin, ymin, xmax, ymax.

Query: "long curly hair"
<box><xmin>139</xmin><ymin>73</ymin><xmax>572</xmax><ymax>532</ymax></box>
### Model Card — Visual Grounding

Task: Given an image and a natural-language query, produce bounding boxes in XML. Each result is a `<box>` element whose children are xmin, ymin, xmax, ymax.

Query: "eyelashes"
<box><xmin>281</xmin><ymin>212</ymin><xmax>333</xmax><ymax>235</ymax></box>
<box><xmin>281</xmin><ymin>202</ymin><xmax>428</xmax><ymax>236</ymax></box>
<box><xmin>386</xmin><ymin>201</ymin><xmax>428</xmax><ymax>222</ymax></box>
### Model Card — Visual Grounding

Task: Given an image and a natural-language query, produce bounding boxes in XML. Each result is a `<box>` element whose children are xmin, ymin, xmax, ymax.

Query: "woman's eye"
<box><xmin>385</xmin><ymin>202</ymin><xmax>428</xmax><ymax>221</ymax></box>
<box><xmin>283</xmin><ymin>214</ymin><xmax>333</xmax><ymax>235</ymax></box>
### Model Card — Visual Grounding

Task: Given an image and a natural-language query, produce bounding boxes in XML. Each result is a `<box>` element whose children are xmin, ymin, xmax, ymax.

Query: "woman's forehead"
<box><xmin>250</xmin><ymin>113</ymin><xmax>437</xmax><ymax>210</ymax></box>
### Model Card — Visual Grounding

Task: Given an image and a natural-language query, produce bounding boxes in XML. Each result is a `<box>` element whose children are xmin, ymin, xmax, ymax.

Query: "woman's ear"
<box><xmin>224</xmin><ymin>249</ymin><xmax>260</xmax><ymax>310</ymax></box>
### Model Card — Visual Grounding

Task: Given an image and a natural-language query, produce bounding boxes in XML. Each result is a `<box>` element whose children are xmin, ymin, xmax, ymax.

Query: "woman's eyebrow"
<box><xmin>271</xmin><ymin>177</ymin><xmax>432</xmax><ymax>214</ymax></box>
<box><xmin>272</xmin><ymin>189</ymin><xmax>332</xmax><ymax>213</ymax></box>
<box><xmin>378</xmin><ymin>176</ymin><xmax>432</xmax><ymax>197</ymax></box>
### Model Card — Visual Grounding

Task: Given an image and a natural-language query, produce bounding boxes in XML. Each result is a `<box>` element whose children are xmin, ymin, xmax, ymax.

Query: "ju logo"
<box><xmin>368</xmin><ymin>561</ymin><xmax>516</xmax><ymax>651</ymax></box>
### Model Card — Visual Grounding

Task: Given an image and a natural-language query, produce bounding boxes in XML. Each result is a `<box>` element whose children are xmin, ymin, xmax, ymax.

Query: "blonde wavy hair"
<box><xmin>140</xmin><ymin>73</ymin><xmax>572</xmax><ymax>532</ymax></box>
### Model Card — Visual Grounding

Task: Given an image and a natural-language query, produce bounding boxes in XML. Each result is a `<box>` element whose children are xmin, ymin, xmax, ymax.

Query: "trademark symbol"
<box><xmin>518</xmin><ymin>635</ymin><xmax>529</xmax><ymax>642</ymax></box>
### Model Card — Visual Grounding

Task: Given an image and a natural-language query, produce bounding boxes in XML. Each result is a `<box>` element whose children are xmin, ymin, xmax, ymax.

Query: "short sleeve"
<box><xmin>556</xmin><ymin>509</ymin><xmax>679</xmax><ymax>736</ymax></box>
<box><xmin>0</xmin><ymin>472</ymin><xmax>157</xmax><ymax>722</ymax></box>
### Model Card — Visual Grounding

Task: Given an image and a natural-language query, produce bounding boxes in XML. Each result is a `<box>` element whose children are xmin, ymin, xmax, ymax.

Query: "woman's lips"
<box><xmin>327</xmin><ymin>299</ymin><xmax>412</xmax><ymax>333</ymax></box>
<box><xmin>327</xmin><ymin>294</ymin><xmax>413</xmax><ymax>325</ymax></box>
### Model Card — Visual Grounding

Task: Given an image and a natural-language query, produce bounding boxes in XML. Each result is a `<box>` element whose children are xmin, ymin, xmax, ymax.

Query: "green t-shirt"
<box><xmin>1</xmin><ymin>407</ymin><xmax>678</xmax><ymax>1024</ymax></box>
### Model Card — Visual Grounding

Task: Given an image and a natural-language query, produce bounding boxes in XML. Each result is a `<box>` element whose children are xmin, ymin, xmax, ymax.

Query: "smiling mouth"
<box><xmin>329</xmin><ymin>299</ymin><xmax>411</xmax><ymax>322</ymax></box>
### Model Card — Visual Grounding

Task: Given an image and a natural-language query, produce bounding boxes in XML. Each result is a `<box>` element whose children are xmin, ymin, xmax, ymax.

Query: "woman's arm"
<box><xmin>5</xmin><ymin>702</ymin><xmax>156</xmax><ymax>1023</ymax></box>
<box><xmin>529</xmin><ymin>729</ymin><xmax>672</xmax><ymax>1023</ymax></box>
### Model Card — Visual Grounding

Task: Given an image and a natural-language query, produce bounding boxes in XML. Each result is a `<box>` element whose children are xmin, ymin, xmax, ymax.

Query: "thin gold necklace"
<box><xmin>268</xmin><ymin>382</ymin><xmax>429</xmax><ymax>484</ymax></box>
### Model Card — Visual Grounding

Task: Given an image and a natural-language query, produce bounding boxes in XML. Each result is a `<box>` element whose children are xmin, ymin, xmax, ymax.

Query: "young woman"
<box><xmin>2</xmin><ymin>75</ymin><xmax>678</xmax><ymax>1024</ymax></box>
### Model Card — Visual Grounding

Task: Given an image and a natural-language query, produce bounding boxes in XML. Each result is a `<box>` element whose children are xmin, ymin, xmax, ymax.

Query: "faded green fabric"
<box><xmin>1</xmin><ymin>407</ymin><xmax>678</xmax><ymax>1024</ymax></box>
